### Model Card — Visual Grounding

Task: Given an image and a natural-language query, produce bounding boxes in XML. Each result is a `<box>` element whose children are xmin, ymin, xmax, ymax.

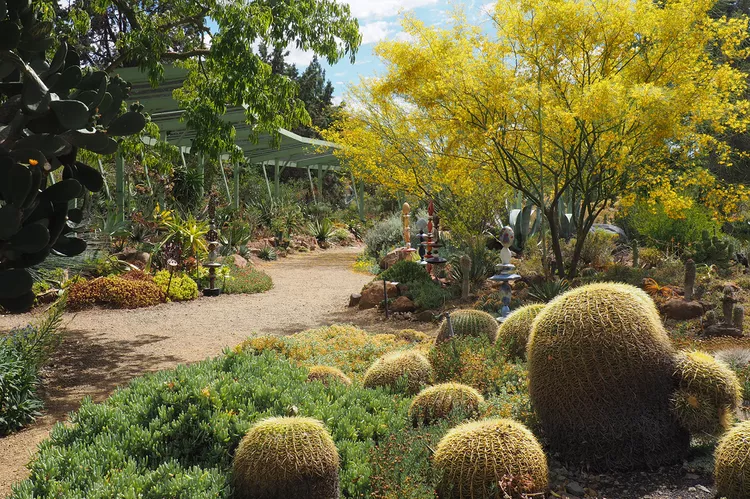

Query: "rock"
<box><xmin>696</xmin><ymin>484</ymin><xmax>710</xmax><ymax>493</ymax></box>
<box><xmin>227</xmin><ymin>254</ymin><xmax>248</xmax><ymax>268</ymax></box>
<box><xmin>416</xmin><ymin>310</ymin><xmax>436</xmax><ymax>322</ymax></box>
<box><xmin>660</xmin><ymin>299</ymin><xmax>704</xmax><ymax>321</ymax></box>
<box><xmin>592</xmin><ymin>223</ymin><xmax>628</xmax><ymax>241</ymax></box>
<box><xmin>359</xmin><ymin>281</ymin><xmax>398</xmax><ymax>310</ymax></box>
<box><xmin>379</xmin><ymin>248</ymin><xmax>410</xmax><ymax>270</ymax></box>
<box><xmin>349</xmin><ymin>293</ymin><xmax>361</xmax><ymax>308</ymax></box>
<box><xmin>114</xmin><ymin>249</ymin><xmax>151</xmax><ymax>269</ymax></box>
<box><xmin>703</xmin><ymin>323</ymin><xmax>744</xmax><ymax>338</ymax></box>
<box><xmin>565</xmin><ymin>481</ymin><xmax>586</xmax><ymax>497</ymax></box>
<box><xmin>391</xmin><ymin>296</ymin><xmax>416</xmax><ymax>313</ymax></box>
<box><xmin>684</xmin><ymin>473</ymin><xmax>700</xmax><ymax>480</ymax></box>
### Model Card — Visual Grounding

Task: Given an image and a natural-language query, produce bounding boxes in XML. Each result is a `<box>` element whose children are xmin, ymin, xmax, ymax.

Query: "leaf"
<box><xmin>52</xmin><ymin>235</ymin><xmax>86</xmax><ymax>256</ymax></box>
<box><xmin>14</xmin><ymin>133</ymin><xmax>70</xmax><ymax>157</ymax></box>
<box><xmin>0</xmin><ymin>290</ymin><xmax>35</xmax><ymax>312</ymax></box>
<box><xmin>51</xmin><ymin>65</ymin><xmax>82</xmax><ymax>97</ymax></box>
<box><xmin>43</xmin><ymin>178</ymin><xmax>82</xmax><ymax>203</ymax></box>
<box><xmin>50</xmin><ymin>100</ymin><xmax>90</xmax><ymax>130</ymax></box>
<box><xmin>22</xmin><ymin>70</ymin><xmax>51</xmax><ymax>114</ymax></box>
<box><xmin>73</xmin><ymin>161</ymin><xmax>104</xmax><ymax>192</ymax></box>
<box><xmin>10</xmin><ymin>148</ymin><xmax>46</xmax><ymax>169</ymax></box>
<box><xmin>106</xmin><ymin>111</ymin><xmax>146</xmax><ymax>136</ymax></box>
<box><xmin>0</xmin><ymin>156</ymin><xmax>32</xmax><ymax>206</ymax></box>
<box><xmin>9</xmin><ymin>222</ymin><xmax>48</xmax><ymax>253</ymax></box>
<box><xmin>0</xmin><ymin>203</ymin><xmax>21</xmax><ymax>239</ymax></box>
<box><xmin>42</xmin><ymin>41</ymin><xmax>67</xmax><ymax>78</ymax></box>
<box><xmin>69</xmin><ymin>130</ymin><xmax>118</xmax><ymax>155</ymax></box>
<box><xmin>0</xmin><ymin>268</ymin><xmax>32</xmax><ymax>298</ymax></box>
<box><xmin>68</xmin><ymin>207</ymin><xmax>83</xmax><ymax>224</ymax></box>
<box><xmin>0</xmin><ymin>19</ymin><xmax>20</xmax><ymax>50</ymax></box>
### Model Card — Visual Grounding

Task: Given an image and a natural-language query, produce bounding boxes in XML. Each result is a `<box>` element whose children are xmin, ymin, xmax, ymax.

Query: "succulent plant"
<box><xmin>306</xmin><ymin>365</ymin><xmax>352</xmax><ymax>386</ymax></box>
<box><xmin>714</xmin><ymin>420</ymin><xmax>750</xmax><ymax>499</ymax></box>
<box><xmin>434</xmin><ymin>418</ymin><xmax>548</xmax><ymax>499</ymax></box>
<box><xmin>0</xmin><ymin>2</ymin><xmax>146</xmax><ymax>312</ymax></box>
<box><xmin>527</xmin><ymin>282</ymin><xmax>688</xmax><ymax>470</ymax></box>
<box><xmin>670</xmin><ymin>350</ymin><xmax>741</xmax><ymax>437</ymax></box>
<box><xmin>232</xmin><ymin>417</ymin><xmax>340</xmax><ymax>499</ymax></box>
<box><xmin>408</xmin><ymin>382</ymin><xmax>483</xmax><ymax>426</ymax></box>
<box><xmin>435</xmin><ymin>309</ymin><xmax>498</xmax><ymax>344</ymax></box>
<box><xmin>496</xmin><ymin>303</ymin><xmax>546</xmax><ymax>360</ymax></box>
<box><xmin>362</xmin><ymin>350</ymin><xmax>433</xmax><ymax>394</ymax></box>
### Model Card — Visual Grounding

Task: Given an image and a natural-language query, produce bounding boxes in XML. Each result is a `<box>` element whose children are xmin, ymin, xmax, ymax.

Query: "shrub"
<box><xmin>715</xmin><ymin>420</ymin><xmax>750</xmax><ymax>499</ymax></box>
<box><xmin>435</xmin><ymin>309</ymin><xmax>498</xmax><ymax>344</ymax></box>
<box><xmin>408</xmin><ymin>383</ymin><xmax>484</xmax><ymax>426</ymax></box>
<box><xmin>353</xmin><ymin>253</ymin><xmax>379</xmax><ymax>275</ymax></box>
<box><xmin>640</xmin><ymin>247</ymin><xmax>663</xmax><ymax>268</ymax></box>
<box><xmin>364</xmin><ymin>212</ymin><xmax>403</xmax><ymax>258</ymax></box>
<box><xmin>363</xmin><ymin>351</ymin><xmax>433</xmax><ymax>394</ymax></box>
<box><xmin>232</xmin><ymin>417</ymin><xmax>339</xmax><ymax>499</ymax></box>
<box><xmin>379</xmin><ymin>260</ymin><xmax>431</xmax><ymax>285</ymax></box>
<box><xmin>627</xmin><ymin>201</ymin><xmax>720</xmax><ymax>251</ymax></box>
<box><xmin>222</xmin><ymin>266</ymin><xmax>273</xmax><ymax>294</ymax></box>
<box><xmin>407</xmin><ymin>280</ymin><xmax>451</xmax><ymax>310</ymax></box>
<box><xmin>433</xmin><ymin>418</ymin><xmax>548</xmax><ymax>499</ymax></box>
<box><xmin>67</xmin><ymin>275</ymin><xmax>166</xmax><ymax>310</ymax></box>
<box><xmin>496</xmin><ymin>304</ymin><xmax>546</xmax><ymax>360</ymax></box>
<box><xmin>579</xmin><ymin>229</ymin><xmax>617</xmax><ymax>269</ymax></box>
<box><xmin>153</xmin><ymin>270</ymin><xmax>199</xmax><ymax>301</ymax></box>
<box><xmin>306</xmin><ymin>366</ymin><xmax>352</xmax><ymax>386</ymax></box>
<box><xmin>670</xmin><ymin>350</ymin><xmax>741</xmax><ymax>437</ymax></box>
<box><xmin>527</xmin><ymin>282</ymin><xmax>688</xmax><ymax>470</ymax></box>
<box><xmin>11</xmin><ymin>351</ymin><xmax>412</xmax><ymax>498</ymax></box>
<box><xmin>329</xmin><ymin>227</ymin><xmax>352</xmax><ymax>245</ymax></box>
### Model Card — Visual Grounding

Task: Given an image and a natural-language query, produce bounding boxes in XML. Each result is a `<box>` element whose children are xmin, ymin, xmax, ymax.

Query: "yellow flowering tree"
<box><xmin>330</xmin><ymin>0</ymin><xmax>750</xmax><ymax>277</ymax></box>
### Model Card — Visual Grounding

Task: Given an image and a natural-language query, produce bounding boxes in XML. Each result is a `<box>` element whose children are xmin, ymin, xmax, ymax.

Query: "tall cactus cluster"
<box><xmin>0</xmin><ymin>1</ymin><xmax>146</xmax><ymax>311</ymax></box>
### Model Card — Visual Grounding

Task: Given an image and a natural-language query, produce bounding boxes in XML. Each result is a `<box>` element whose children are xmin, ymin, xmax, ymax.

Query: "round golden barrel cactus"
<box><xmin>408</xmin><ymin>382</ymin><xmax>484</xmax><ymax>425</ymax></box>
<box><xmin>671</xmin><ymin>350</ymin><xmax>741</xmax><ymax>437</ymax></box>
<box><xmin>232</xmin><ymin>417</ymin><xmax>339</xmax><ymax>499</ymax></box>
<box><xmin>434</xmin><ymin>418</ymin><xmax>548</xmax><ymax>499</ymax></box>
<box><xmin>496</xmin><ymin>303</ymin><xmax>546</xmax><ymax>360</ymax></box>
<box><xmin>527</xmin><ymin>282</ymin><xmax>688</xmax><ymax>470</ymax></box>
<box><xmin>306</xmin><ymin>366</ymin><xmax>352</xmax><ymax>386</ymax></box>
<box><xmin>436</xmin><ymin>309</ymin><xmax>499</xmax><ymax>344</ymax></box>
<box><xmin>363</xmin><ymin>350</ymin><xmax>433</xmax><ymax>394</ymax></box>
<box><xmin>715</xmin><ymin>420</ymin><xmax>750</xmax><ymax>499</ymax></box>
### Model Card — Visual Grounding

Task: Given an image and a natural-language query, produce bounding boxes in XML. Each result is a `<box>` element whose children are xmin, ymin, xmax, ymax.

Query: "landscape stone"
<box><xmin>565</xmin><ymin>481</ymin><xmax>586</xmax><ymax>497</ymax></box>
<box><xmin>359</xmin><ymin>281</ymin><xmax>398</xmax><ymax>310</ymax></box>
<box><xmin>660</xmin><ymin>299</ymin><xmax>704</xmax><ymax>321</ymax></box>
<box><xmin>349</xmin><ymin>293</ymin><xmax>361</xmax><ymax>307</ymax></box>
<box><xmin>391</xmin><ymin>296</ymin><xmax>416</xmax><ymax>313</ymax></box>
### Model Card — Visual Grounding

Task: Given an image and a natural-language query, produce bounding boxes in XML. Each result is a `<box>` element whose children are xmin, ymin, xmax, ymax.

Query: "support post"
<box><xmin>358</xmin><ymin>180</ymin><xmax>365</xmax><ymax>221</ymax></box>
<box><xmin>261</xmin><ymin>163</ymin><xmax>273</xmax><ymax>200</ymax></box>
<box><xmin>307</xmin><ymin>166</ymin><xmax>316</xmax><ymax>204</ymax></box>
<box><xmin>317</xmin><ymin>164</ymin><xmax>324</xmax><ymax>197</ymax></box>
<box><xmin>234</xmin><ymin>160</ymin><xmax>241</xmax><ymax>209</ymax></box>
<box><xmin>218</xmin><ymin>154</ymin><xmax>232</xmax><ymax>206</ymax></box>
<box><xmin>197</xmin><ymin>154</ymin><xmax>205</xmax><ymax>199</ymax></box>
<box><xmin>274</xmin><ymin>158</ymin><xmax>280</xmax><ymax>198</ymax></box>
<box><xmin>115</xmin><ymin>151</ymin><xmax>125</xmax><ymax>222</ymax></box>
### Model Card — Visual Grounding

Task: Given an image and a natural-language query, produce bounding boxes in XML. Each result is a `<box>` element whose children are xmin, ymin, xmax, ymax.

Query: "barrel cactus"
<box><xmin>306</xmin><ymin>366</ymin><xmax>352</xmax><ymax>386</ymax></box>
<box><xmin>434</xmin><ymin>418</ymin><xmax>548</xmax><ymax>499</ymax></box>
<box><xmin>408</xmin><ymin>382</ymin><xmax>483</xmax><ymax>425</ymax></box>
<box><xmin>715</xmin><ymin>420</ymin><xmax>750</xmax><ymax>499</ymax></box>
<box><xmin>496</xmin><ymin>303</ymin><xmax>545</xmax><ymax>360</ymax></box>
<box><xmin>435</xmin><ymin>309</ymin><xmax>498</xmax><ymax>344</ymax></box>
<box><xmin>670</xmin><ymin>350</ymin><xmax>741</xmax><ymax>437</ymax></box>
<box><xmin>363</xmin><ymin>350</ymin><xmax>433</xmax><ymax>394</ymax></box>
<box><xmin>0</xmin><ymin>1</ymin><xmax>146</xmax><ymax>312</ymax></box>
<box><xmin>527</xmin><ymin>282</ymin><xmax>688</xmax><ymax>470</ymax></box>
<box><xmin>232</xmin><ymin>417</ymin><xmax>340</xmax><ymax>499</ymax></box>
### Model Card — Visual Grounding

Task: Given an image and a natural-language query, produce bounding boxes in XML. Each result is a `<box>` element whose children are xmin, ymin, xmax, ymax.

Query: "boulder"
<box><xmin>416</xmin><ymin>310</ymin><xmax>436</xmax><ymax>322</ymax></box>
<box><xmin>391</xmin><ymin>296</ymin><xmax>416</xmax><ymax>313</ymax></box>
<box><xmin>660</xmin><ymin>299</ymin><xmax>704</xmax><ymax>321</ymax></box>
<box><xmin>379</xmin><ymin>248</ymin><xmax>410</xmax><ymax>270</ymax></box>
<box><xmin>591</xmin><ymin>223</ymin><xmax>628</xmax><ymax>241</ymax></box>
<box><xmin>114</xmin><ymin>249</ymin><xmax>150</xmax><ymax>269</ymax></box>
<box><xmin>703</xmin><ymin>323</ymin><xmax>744</xmax><ymax>338</ymax></box>
<box><xmin>349</xmin><ymin>293</ymin><xmax>361</xmax><ymax>308</ymax></box>
<box><xmin>359</xmin><ymin>281</ymin><xmax>398</xmax><ymax>310</ymax></box>
<box><xmin>227</xmin><ymin>254</ymin><xmax>248</xmax><ymax>268</ymax></box>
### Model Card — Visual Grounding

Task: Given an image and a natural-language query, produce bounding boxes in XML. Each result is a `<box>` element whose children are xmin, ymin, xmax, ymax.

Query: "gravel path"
<box><xmin>0</xmin><ymin>245</ymin><xmax>419</xmax><ymax>497</ymax></box>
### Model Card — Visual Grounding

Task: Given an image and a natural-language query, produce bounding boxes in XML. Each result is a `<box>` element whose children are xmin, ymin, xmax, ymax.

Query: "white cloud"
<box><xmin>481</xmin><ymin>2</ymin><xmax>497</xmax><ymax>16</ymax></box>
<box><xmin>285</xmin><ymin>45</ymin><xmax>316</xmax><ymax>66</ymax></box>
<box><xmin>342</xmin><ymin>0</ymin><xmax>439</xmax><ymax>20</ymax></box>
<box><xmin>332</xmin><ymin>96</ymin><xmax>344</xmax><ymax>106</ymax></box>
<box><xmin>360</xmin><ymin>21</ymin><xmax>395</xmax><ymax>45</ymax></box>
<box><xmin>393</xmin><ymin>31</ymin><xmax>416</xmax><ymax>43</ymax></box>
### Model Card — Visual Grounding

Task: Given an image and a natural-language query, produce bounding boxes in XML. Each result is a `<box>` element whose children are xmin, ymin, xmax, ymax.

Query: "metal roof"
<box><xmin>118</xmin><ymin>66</ymin><xmax>341</xmax><ymax>169</ymax></box>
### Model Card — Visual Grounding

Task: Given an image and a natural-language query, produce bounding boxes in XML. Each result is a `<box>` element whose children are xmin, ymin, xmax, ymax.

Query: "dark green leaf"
<box><xmin>0</xmin><ymin>0</ymin><xmax>7</xmax><ymax>19</ymax></box>
<box><xmin>14</xmin><ymin>133</ymin><xmax>70</xmax><ymax>157</ymax></box>
<box><xmin>0</xmin><ymin>19</ymin><xmax>20</xmax><ymax>50</ymax></box>
<box><xmin>51</xmin><ymin>65</ymin><xmax>82</xmax><ymax>97</ymax></box>
<box><xmin>69</xmin><ymin>130</ymin><xmax>118</xmax><ymax>155</ymax></box>
<box><xmin>0</xmin><ymin>203</ymin><xmax>21</xmax><ymax>239</ymax></box>
<box><xmin>68</xmin><ymin>207</ymin><xmax>83</xmax><ymax>224</ymax></box>
<box><xmin>10</xmin><ymin>148</ymin><xmax>46</xmax><ymax>169</ymax></box>
<box><xmin>43</xmin><ymin>178</ymin><xmax>82</xmax><ymax>203</ymax></box>
<box><xmin>50</xmin><ymin>100</ymin><xmax>90</xmax><ymax>130</ymax></box>
<box><xmin>52</xmin><ymin>235</ymin><xmax>85</xmax><ymax>256</ymax></box>
<box><xmin>21</xmin><ymin>72</ymin><xmax>50</xmax><ymax>114</ymax></box>
<box><xmin>43</xmin><ymin>41</ymin><xmax>67</xmax><ymax>78</ymax></box>
<box><xmin>0</xmin><ymin>156</ymin><xmax>32</xmax><ymax>206</ymax></box>
<box><xmin>106</xmin><ymin>111</ymin><xmax>146</xmax><ymax>136</ymax></box>
<box><xmin>73</xmin><ymin>162</ymin><xmax>104</xmax><ymax>192</ymax></box>
<box><xmin>0</xmin><ymin>290</ymin><xmax>35</xmax><ymax>312</ymax></box>
<box><xmin>0</xmin><ymin>268</ymin><xmax>32</xmax><ymax>298</ymax></box>
<box><xmin>9</xmin><ymin>222</ymin><xmax>48</xmax><ymax>253</ymax></box>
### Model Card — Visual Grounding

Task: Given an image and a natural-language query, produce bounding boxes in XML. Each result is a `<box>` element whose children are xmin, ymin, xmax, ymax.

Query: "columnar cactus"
<box><xmin>684</xmin><ymin>259</ymin><xmax>696</xmax><ymax>301</ymax></box>
<box><xmin>528</xmin><ymin>282</ymin><xmax>688</xmax><ymax>470</ymax></box>
<box><xmin>0</xmin><ymin>2</ymin><xmax>146</xmax><ymax>312</ymax></box>
<box><xmin>232</xmin><ymin>417</ymin><xmax>340</xmax><ymax>499</ymax></box>
<box><xmin>434</xmin><ymin>418</ymin><xmax>548</xmax><ymax>499</ymax></box>
<box><xmin>435</xmin><ymin>309</ymin><xmax>498</xmax><ymax>344</ymax></box>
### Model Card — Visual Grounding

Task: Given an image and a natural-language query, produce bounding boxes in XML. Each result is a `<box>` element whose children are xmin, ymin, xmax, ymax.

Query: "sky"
<box><xmin>288</xmin><ymin>0</ymin><xmax>496</xmax><ymax>104</ymax></box>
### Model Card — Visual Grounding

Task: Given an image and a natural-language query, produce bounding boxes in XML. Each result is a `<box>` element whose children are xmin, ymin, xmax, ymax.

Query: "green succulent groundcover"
<box><xmin>10</xmin><ymin>351</ymin><xmax>423</xmax><ymax>498</ymax></box>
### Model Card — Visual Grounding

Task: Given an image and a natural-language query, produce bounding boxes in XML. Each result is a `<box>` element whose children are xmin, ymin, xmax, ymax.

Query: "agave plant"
<box><xmin>0</xmin><ymin>2</ymin><xmax>147</xmax><ymax>311</ymax></box>
<box><xmin>307</xmin><ymin>218</ymin><xmax>334</xmax><ymax>244</ymax></box>
<box><xmin>528</xmin><ymin>278</ymin><xmax>570</xmax><ymax>303</ymax></box>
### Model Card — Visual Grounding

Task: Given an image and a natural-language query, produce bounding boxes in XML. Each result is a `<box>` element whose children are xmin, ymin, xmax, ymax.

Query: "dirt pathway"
<box><xmin>0</xmin><ymin>246</ymin><xmax>430</xmax><ymax>497</ymax></box>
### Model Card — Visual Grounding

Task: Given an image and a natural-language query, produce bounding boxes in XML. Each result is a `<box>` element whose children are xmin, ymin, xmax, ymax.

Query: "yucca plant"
<box><xmin>0</xmin><ymin>2</ymin><xmax>147</xmax><ymax>312</ymax></box>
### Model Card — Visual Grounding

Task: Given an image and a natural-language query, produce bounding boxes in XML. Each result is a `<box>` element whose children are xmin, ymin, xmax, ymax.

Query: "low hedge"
<box><xmin>10</xmin><ymin>350</ymin><xmax>412</xmax><ymax>498</ymax></box>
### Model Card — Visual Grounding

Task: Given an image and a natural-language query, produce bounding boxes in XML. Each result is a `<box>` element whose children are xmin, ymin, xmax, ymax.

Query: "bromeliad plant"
<box><xmin>0</xmin><ymin>1</ymin><xmax>146</xmax><ymax>311</ymax></box>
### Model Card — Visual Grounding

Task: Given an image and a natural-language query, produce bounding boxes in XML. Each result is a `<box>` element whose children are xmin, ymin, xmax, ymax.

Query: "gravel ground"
<box><xmin>0</xmin><ymin>245</ymin><xmax>435</xmax><ymax>497</ymax></box>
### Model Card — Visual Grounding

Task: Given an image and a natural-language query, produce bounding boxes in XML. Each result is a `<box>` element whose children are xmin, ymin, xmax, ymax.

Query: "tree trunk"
<box><xmin>545</xmin><ymin>207</ymin><xmax>566</xmax><ymax>278</ymax></box>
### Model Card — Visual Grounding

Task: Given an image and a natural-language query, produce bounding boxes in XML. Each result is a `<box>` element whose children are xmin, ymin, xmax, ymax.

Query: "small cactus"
<box><xmin>363</xmin><ymin>350</ymin><xmax>433</xmax><ymax>394</ymax></box>
<box><xmin>408</xmin><ymin>382</ymin><xmax>484</xmax><ymax>425</ymax></box>
<box><xmin>435</xmin><ymin>309</ymin><xmax>499</xmax><ymax>344</ymax></box>
<box><xmin>496</xmin><ymin>303</ymin><xmax>546</xmax><ymax>360</ymax></box>
<box><xmin>632</xmin><ymin>241</ymin><xmax>640</xmax><ymax>268</ymax></box>
<box><xmin>733</xmin><ymin>305</ymin><xmax>745</xmax><ymax>331</ymax></box>
<box><xmin>684</xmin><ymin>259</ymin><xmax>696</xmax><ymax>301</ymax></box>
<box><xmin>306</xmin><ymin>366</ymin><xmax>352</xmax><ymax>386</ymax></box>
<box><xmin>434</xmin><ymin>418</ymin><xmax>548</xmax><ymax>499</ymax></box>
<box><xmin>714</xmin><ymin>420</ymin><xmax>750</xmax><ymax>499</ymax></box>
<box><xmin>723</xmin><ymin>286</ymin><xmax>736</xmax><ymax>324</ymax></box>
<box><xmin>232</xmin><ymin>417</ymin><xmax>340</xmax><ymax>499</ymax></box>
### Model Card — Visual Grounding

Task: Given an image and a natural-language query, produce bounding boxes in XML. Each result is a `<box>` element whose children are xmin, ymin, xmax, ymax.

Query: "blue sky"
<box><xmin>287</xmin><ymin>0</ymin><xmax>496</xmax><ymax>104</ymax></box>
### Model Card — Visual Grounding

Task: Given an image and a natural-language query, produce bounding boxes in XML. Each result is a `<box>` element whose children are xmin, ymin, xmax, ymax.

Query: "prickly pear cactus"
<box><xmin>0</xmin><ymin>1</ymin><xmax>146</xmax><ymax>311</ymax></box>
